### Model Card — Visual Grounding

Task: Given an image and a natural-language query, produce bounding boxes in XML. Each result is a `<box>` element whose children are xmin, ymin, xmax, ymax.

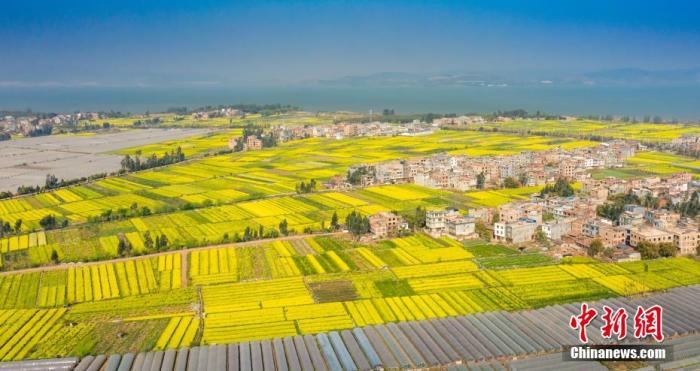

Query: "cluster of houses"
<box><xmin>364</xmin><ymin>172</ymin><xmax>699</xmax><ymax>261</ymax></box>
<box><xmin>336</xmin><ymin>141</ymin><xmax>638</xmax><ymax>191</ymax></box>
<box><xmin>670</xmin><ymin>135</ymin><xmax>700</xmax><ymax>153</ymax></box>
<box><xmin>432</xmin><ymin>116</ymin><xmax>486</xmax><ymax>126</ymax></box>
<box><xmin>432</xmin><ymin>115</ymin><xmax>580</xmax><ymax>127</ymax></box>
<box><xmin>491</xmin><ymin>172</ymin><xmax>699</xmax><ymax>260</ymax></box>
<box><xmin>0</xmin><ymin>113</ymin><xmax>89</xmax><ymax>136</ymax></box>
<box><xmin>190</xmin><ymin>108</ymin><xmax>242</xmax><ymax>121</ymax></box>
<box><xmin>227</xmin><ymin>121</ymin><xmax>434</xmax><ymax>152</ymax></box>
<box><xmin>269</xmin><ymin>121</ymin><xmax>434</xmax><ymax>142</ymax></box>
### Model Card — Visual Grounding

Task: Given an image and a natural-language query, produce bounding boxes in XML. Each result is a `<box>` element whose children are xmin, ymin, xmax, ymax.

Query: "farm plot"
<box><xmin>489</xmin><ymin>265</ymin><xmax>577</xmax><ymax>286</ymax></box>
<box><xmin>0</xmin><ymin>242</ymin><xmax>699</xmax><ymax>358</ymax></box>
<box><xmin>190</xmin><ymin>247</ymin><xmax>237</xmax><ymax>285</ymax></box>
<box><xmin>475</xmin><ymin>253</ymin><xmax>554</xmax><ymax>269</ymax></box>
<box><xmin>0</xmin><ymin>273</ymin><xmax>41</xmax><ymax>309</ymax></box>
<box><xmin>0</xmin><ymin>308</ymin><xmax>67</xmax><ymax>361</ymax></box>
<box><xmin>0</xmin><ymin>232</ymin><xmax>47</xmax><ymax>253</ymax></box>
<box><xmin>386</xmin><ymin>234</ymin><xmax>473</xmax><ymax>264</ymax></box>
<box><xmin>154</xmin><ymin>315</ymin><xmax>200</xmax><ymax>349</ymax></box>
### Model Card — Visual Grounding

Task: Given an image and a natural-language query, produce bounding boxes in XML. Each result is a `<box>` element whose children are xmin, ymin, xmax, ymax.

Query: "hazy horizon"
<box><xmin>2</xmin><ymin>85</ymin><xmax>700</xmax><ymax>121</ymax></box>
<box><xmin>2</xmin><ymin>1</ymin><xmax>699</xmax><ymax>88</ymax></box>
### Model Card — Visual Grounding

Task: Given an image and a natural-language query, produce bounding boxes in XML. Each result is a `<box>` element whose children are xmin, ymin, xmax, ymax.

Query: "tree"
<box><xmin>39</xmin><ymin>214</ymin><xmax>58</xmax><ymax>230</ymax></box>
<box><xmin>503</xmin><ymin>177</ymin><xmax>520</xmax><ymax>188</ymax></box>
<box><xmin>159</xmin><ymin>235</ymin><xmax>169</xmax><ymax>250</ymax></box>
<box><xmin>535</xmin><ymin>228</ymin><xmax>548</xmax><ymax>245</ymax></box>
<box><xmin>588</xmin><ymin>239</ymin><xmax>604</xmax><ymax>257</ymax></box>
<box><xmin>345</xmin><ymin>210</ymin><xmax>370</xmax><ymax>238</ymax></box>
<box><xmin>658</xmin><ymin>243</ymin><xmax>677</xmax><ymax>258</ymax></box>
<box><xmin>45</xmin><ymin>173</ymin><xmax>59</xmax><ymax>189</ymax></box>
<box><xmin>50</xmin><ymin>249</ymin><xmax>59</xmax><ymax>264</ymax></box>
<box><xmin>330</xmin><ymin>212</ymin><xmax>339</xmax><ymax>230</ymax></box>
<box><xmin>603</xmin><ymin>248</ymin><xmax>615</xmax><ymax>259</ymax></box>
<box><xmin>14</xmin><ymin>219</ymin><xmax>22</xmax><ymax>233</ymax></box>
<box><xmin>475</xmin><ymin>221</ymin><xmax>491</xmax><ymax>241</ymax></box>
<box><xmin>636</xmin><ymin>241</ymin><xmax>660</xmax><ymax>260</ymax></box>
<box><xmin>117</xmin><ymin>237</ymin><xmax>132</xmax><ymax>257</ymax></box>
<box><xmin>347</xmin><ymin>167</ymin><xmax>370</xmax><ymax>185</ymax></box>
<box><xmin>279</xmin><ymin>219</ymin><xmax>289</xmax><ymax>236</ymax></box>
<box><xmin>596</xmin><ymin>192</ymin><xmax>641</xmax><ymax>223</ymax></box>
<box><xmin>676</xmin><ymin>191</ymin><xmax>700</xmax><ymax>218</ymax></box>
<box><xmin>143</xmin><ymin>231</ymin><xmax>154</xmax><ymax>249</ymax></box>
<box><xmin>518</xmin><ymin>173</ymin><xmax>528</xmax><ymax>187</ymax></box>
<box><xmin>540</xmin><ymin>178</ymin><xmax>575</xmax><ymax>197</ymax></box>
<box><xmin>414</xmin><ymin>206</ymin><xmax>427</xmax><ymax>229</ymax></box>
<box><xmin>476</xmin><ymin>172</ymin><xmax>486</xmax><ymax>189</ymax></box>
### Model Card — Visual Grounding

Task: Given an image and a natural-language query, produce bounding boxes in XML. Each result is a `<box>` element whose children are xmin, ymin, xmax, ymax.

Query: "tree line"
<box><xmin>0</xmin><ymin>213</ymin><xmax>69</xmax><ymax>238</ymax></box>
<box><xmin>296</xmin><ymin>179</ymin><xmax>317</xmax><ymax>194</ymax></box>
<box><xmin>120</xmin><ymin>147</ymin><xmax>185</xmax><ymax>172</ymax></box>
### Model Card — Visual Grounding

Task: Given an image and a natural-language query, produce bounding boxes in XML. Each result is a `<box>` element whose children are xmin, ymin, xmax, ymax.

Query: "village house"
<box><xmin>611</xmin><ymin>247</ymin><xmax>642</xmax><ymax>262</ymax></box>
<box><xmin>498</xmin><ymin>202</ymin><xmax>543</xmax><ymax>224</ymax></box>
<box><xmin>425</xmin><ymin>208</ymin><xmax>476</xmax><ymax>239</ymax></box>
<box><xmin>494</xmin><ymin>220</ymin><xmax>537</xmax><ymax>244</ymax></box>
<box><xmin>375</xmin><ymin>160</ymin><xmax>406</xmax><ymax>184</ymax></box>
<box><xmin>628</xmin><ymin>226</ymin><xmax>674</xmax><ymax>247</ymax></box>
<box><xmin>665</xmin><ymin>225</ymin><xmax>700</xmax><ymax>255</ymax></box>
<box><xmin>541</xmin><ymin>217</ymin><xmax>574</xmax><ymax>241</ymax></box>
<box><xmin>432</xmin><ymin>115</ymin><xmax>485</xmax><ymax>126</ymax></box>
<box><xmin>619</xmin><ymin>205</ymin><xmax>646</xmax><ymax>226</ymax></box>
<box><xmin>191</xmin><ymin>112</ymin><xmax>209</xmax><ymax>120</ymax></box>
<box><xmin>468</xmin><ymin>207</ymin><xmax>493</xmax><ymax>224</ymax></box>
<box><xmin>644</xmin><ymin>209</ymin><xmax>680</xmax><ymax>229</ymax></box>
<box><xmin>581</xmin><ymin>218</ymin><xmax>626</xmax><ymax>248</ymax></box>
<box><xmin>369</xmin><ymin>211</ymin><xmax>405</xmax><ymax>238</ymax></box>
<box><xmin>245</xmin><ymin>135</ymin><xmax>263</xmax><ymax>151</ymax></box>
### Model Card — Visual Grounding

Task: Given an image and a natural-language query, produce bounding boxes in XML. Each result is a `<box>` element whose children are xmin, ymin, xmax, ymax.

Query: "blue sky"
<box><xmin>2</xmin><ymin>0</ymin><xmax>699</xmax><ymax>86</ymax></box>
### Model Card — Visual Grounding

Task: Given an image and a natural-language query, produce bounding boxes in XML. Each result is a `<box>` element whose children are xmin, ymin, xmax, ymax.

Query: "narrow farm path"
<box><xmin>180</xmin><ymin>250</ymin><xmax>189</xmax><ymax>288</ymax></box>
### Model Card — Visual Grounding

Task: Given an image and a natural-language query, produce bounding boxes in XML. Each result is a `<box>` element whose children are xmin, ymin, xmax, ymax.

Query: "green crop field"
<box><xmin>0</xmin><ymin>129</ymin><xmax>597</xmax><ymax>268</ymax></box>
<box><xmin>0</xmin><ymin>234</ymin><xmax>698</xmax><ymax>359</ymax></box>
<box><xmin>469</xmin><ymin>118</ymin><xmax>700</xmax><ymax>142</ymax></box>
<box><xmin>1</xmin><ymin>117</ymin><xmax>700</xmax><ymax>362</ymax></box>
<box><xmin>114</xmin><ymin>129</ymin><xmax>243</xmax><ymax>157</ymax></box>
<box><xmin>591</xmin><ymin>151</ymin><xmax>700</xmax><ymax>180</ymax></box>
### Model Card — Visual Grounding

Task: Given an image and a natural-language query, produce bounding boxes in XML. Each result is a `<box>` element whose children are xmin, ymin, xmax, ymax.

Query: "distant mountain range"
<box><xmin>309</xmin><ymin>68</ymin><xmax>700</xmax><ymax>87</ymax></box>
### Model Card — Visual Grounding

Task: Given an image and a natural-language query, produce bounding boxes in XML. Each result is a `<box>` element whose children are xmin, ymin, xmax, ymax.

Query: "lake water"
<box><xmin>1</xmin><ymin>85</ymin><xmax>699</xmax><ymax>120</ymax></box>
